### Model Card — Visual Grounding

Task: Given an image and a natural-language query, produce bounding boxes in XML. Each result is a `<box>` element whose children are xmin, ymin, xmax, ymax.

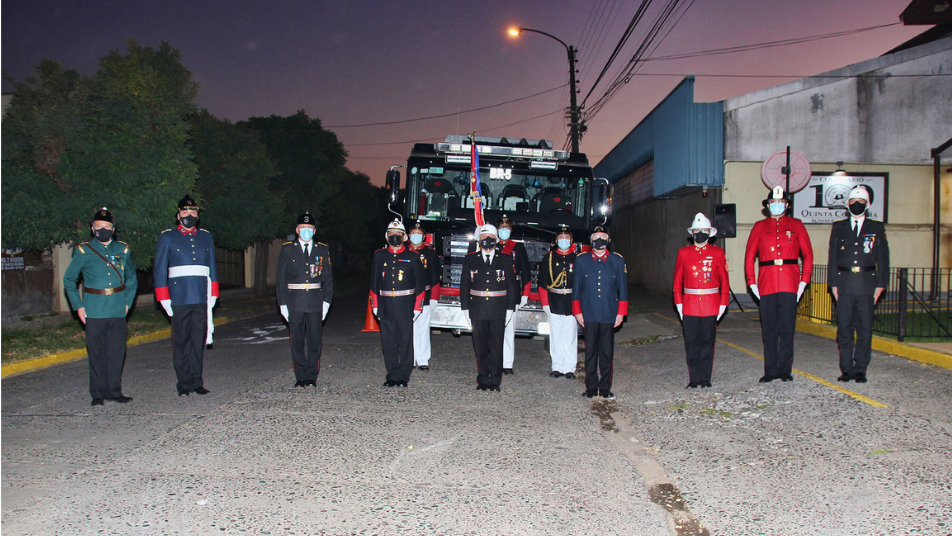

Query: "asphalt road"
<box><xmin>2</xmin><ymin>292</ymin><xmax>951</xmax><ymax>535</ymax></box>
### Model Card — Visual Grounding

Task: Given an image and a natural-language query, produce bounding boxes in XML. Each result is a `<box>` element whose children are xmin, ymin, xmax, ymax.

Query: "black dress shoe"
<box><xmin>178</xmin><ymin>389</ymin><xmax>190</xmax><ymax>396</ymax></box>
<box><xmin>758</xmin><ymin>375</ymin><xmax>775</xmax><ymax>383</ymax></box>
<box><xmin>549</xmin><ymin>371</ymin><xmax>563</xmax><ymax>378</ymax></box>
<box><xmin>477</xmin><ymin>384</ymin><xmax>489</xmax><ymax>391</ymax></box>
<box><xmin>687</xmin><ymin>382</ymin><xmax>698</xmax><ymax>389</ymax></box>
<box><xmin>418</xmin><ymin>365</ymin><xmax>429</xmax><ymax>371</ymax></box>
<box><xmin>854</xmin><ymin>373</ymin><xmax>868</xmax><ymax>383</ymax></box>
<box><xmin>502</xmin><ymin>368</ymin><xmax>514</xmax><ymax>375</ymax></box>
<box><xmin>600</xmin><ymin>391</ymin><xmax>616</xmax><ymax>400</ymax></box>
<box><xmin>111</xmin><ymin>395</ymin><xmax>133</xmax><ymax>403</ymax></box>
<box><xmin>91</xmin><ymin>398</ymin><xmax>104</xmax><ymax>406</ymax></box>
<box><xmin>194</xmin><ymin>387</ymin><xmax>210</xmax><ymax>395</ymax></box>
<box><xmin>700</xmin><ymin>381</ymin><xmax>712</xmax><ymax>388</ymax></box>
<box><xmin>489</xmin><ymin>386</ymin><xmax>500</xmax><ymax>392</ymax></box>
<box><xmin>780</xmin><ymin>375</ymin><xmax>794</xmax><ymax>382</ymax></box>
<box><xmin>397</xmin><ymin>381</ymin><xmax>408</xmax><ymax>387</ymax></box>
<box><xmin>564</xmin><ymin>372</ymin><xmax>576</xmax><ymax>380</ymax></box>
<box><xmin>293</xmin><ymin>381</ymin><xmax>305</xmax><ymax>388</ymax></box>
<box><xmin>582</xmin><ymin>390</ymin><xmax>597</xmax><ymax>398</ymax></box>
<box><xmin>306</xmin><ymin>380</ymin><xmax>317</xmax><ymax>387</ymax></box>
<box><xmin>837</xmin><ymin>373</ymin><xmax>852</xmax><ymax>382</ymax></box>
<box><xmin>383</xmin><ymin>380</ymin><xmax>397</xmax><ymax>387</ymax></box>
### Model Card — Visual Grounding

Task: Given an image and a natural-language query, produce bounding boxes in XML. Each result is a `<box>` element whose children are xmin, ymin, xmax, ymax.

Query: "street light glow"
<box><xmin>508</xmin><ymin>28</ymin><xmax>522</xmax><ymax>36</ymax></box>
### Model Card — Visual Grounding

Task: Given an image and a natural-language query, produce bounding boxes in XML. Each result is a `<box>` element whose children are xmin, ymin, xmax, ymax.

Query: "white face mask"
<box><xmin>498</xmin><ymin>228</ymin><xmax>511</xmax><ymax>241</ymax></box>
<box><xmin>557</xmin><ymin>238</ymin><xmax>572</xmax><ymax>250</ymax></box>
<box><xmin>768</xmin><ymin>202</ymin><xmax>786</xmax><ymax>216</ymax></box>
<box><xmin>409</xmin><ymin>233</ymin><xmax>424</xmax><ymax>245</ymax></box>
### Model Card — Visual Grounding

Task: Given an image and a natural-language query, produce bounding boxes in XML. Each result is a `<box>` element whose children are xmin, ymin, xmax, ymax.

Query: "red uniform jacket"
<box><xmin>673</xmin><ymin>243</ymin><xmax>730</xmax><ymax>317</ymax></box>
<box><xmin>744</xmin><ymin>216</ymin><xmax>813</xmax><ymax>295</ymax></box>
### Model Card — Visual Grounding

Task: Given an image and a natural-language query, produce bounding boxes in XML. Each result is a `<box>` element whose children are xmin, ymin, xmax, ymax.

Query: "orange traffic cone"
<box><xmin>362</xmin><ymin>291</ymin><xmax>380</xmax><ymax>332</ymax></box>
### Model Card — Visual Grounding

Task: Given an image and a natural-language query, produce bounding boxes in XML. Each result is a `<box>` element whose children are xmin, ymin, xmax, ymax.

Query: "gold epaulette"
<box><xmin>318</xmin><ymin>242</ymin><xmax>328</xmax><ymax>247</ymax></box>
<box><xmin>160</xmin><ymin>228</ymin><xmax>173</xmax><ymax>234</ymax></box>
<box><xmin>283</xmin><ymin>241</ymin><xmax>293</xmax><ymax>245</ymax></box>
<box><xmin>116</xmin><ymin>241</ymin><xmax>130</xmax><ymax>254</ymax></box>
<box><xmin>77</xmin><ymin>242</ymin><xmax>88</xmax><ymax>254</ymax></box>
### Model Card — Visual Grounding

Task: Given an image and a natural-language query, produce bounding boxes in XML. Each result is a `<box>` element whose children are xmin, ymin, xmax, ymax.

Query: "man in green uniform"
<box><xmin>63</xmin><ymin>207</ymin><xmax>138</xmax><ymax>406</ymax></box>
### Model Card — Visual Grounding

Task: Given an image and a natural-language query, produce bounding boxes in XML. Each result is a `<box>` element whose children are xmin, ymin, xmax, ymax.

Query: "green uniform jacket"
<box><xmin>63</xmin><ymin>240</ymin><xmax>138</xmax><ymax>318</ymax></box>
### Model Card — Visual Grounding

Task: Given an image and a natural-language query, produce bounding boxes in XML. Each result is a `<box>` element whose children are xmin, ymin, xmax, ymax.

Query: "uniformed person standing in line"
<box><xmin>370</xmin><ymin>220</ymin><xmax>427</xmax><ymax>387</ymax></box>
<box><xmin>276</xmin><ymin>212</ymin><xmax>334</xmax><ymax>388</ymax></box>
<box><xmin>572</xmin><ymin>226</ymin><xmax>628</xmax><ymax>399</ymax></box>
<box><xmin>828</xmin><ymin>185</ymin><xmax>889</xmax><ymax>383</ymax></box>
<box><xmin>407</xmin><ymin>222</ymin><xmax>441</xmax><ymax>370</ymax></box>
<box><xmin>496</xmin><ymin>215</ymin><xmax>531</xmax><ymax>375</ymax></box>
<box><xmin>673</xmin><ymin>213</ymin><xmax>730</xmax><ymax>388</ymax></box>
<box><xmin>538</xmin><ymin>225</ymin><xmax>578</xmax><ymax>379</ymax></box>
<box><xmin>460</xmin><ymin>224</ymin><xmax>519</xmax><ymax>391</ymax></box>
<box><xmin>744</xmin><ymin>186</ymin><xmax>813</xmax><ymax>383</ymax></box>
<box><xmin>154</xmin><ymin>195</ymin><xmax>219</xmax><ymax>397</ymax></box>
<box><xmin>64</xmin><ymin>207</ymin><xmax>138</xmax><ymax>406</ymax></box>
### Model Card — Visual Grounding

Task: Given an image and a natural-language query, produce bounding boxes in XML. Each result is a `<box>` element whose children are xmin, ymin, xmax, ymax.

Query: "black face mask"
<box><xmin>693</xmin><ymin>232</ymin><xmax>709</xmax><ymax>244</ymax></box>
<box><xmin>94</xmin><ymin>228</ymin><xmax>113</xmax><ymax>243</ymax></box>
<box><xmin>180</xmin><ymin>215</ymin><xmax>198</xmax><ymax>228</ymax></box>
<box><xmin>849</xmin><ymin>202</ymin><xmax>867</xmax><ymax>216</ymax></box>
<box><xmin>479</xmin><ymin>237</ymin><xmax>497</xmax><ymax>251</ymax></box>
<box><xmin>592</xmin><ymin>238</ymin><xmax>609</xmax><ymax>250</ymax></box>
<box><xmin>387</xmin><ymin>235</ymin><xmax>404</xmax><ymax>248</ymax></box>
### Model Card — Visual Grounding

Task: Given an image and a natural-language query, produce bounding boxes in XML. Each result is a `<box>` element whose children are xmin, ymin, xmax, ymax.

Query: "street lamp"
<box><xmin>508</xmin><ymin>27</ymin><xmax>582</xmax><ymax>153</ymax></box>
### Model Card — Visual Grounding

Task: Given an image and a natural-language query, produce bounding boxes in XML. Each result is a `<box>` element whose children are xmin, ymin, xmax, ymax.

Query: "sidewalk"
<box><xmin>0</xmin><ymin>287</ymin><xmax>274</xmax><ymax>379</ymax></box>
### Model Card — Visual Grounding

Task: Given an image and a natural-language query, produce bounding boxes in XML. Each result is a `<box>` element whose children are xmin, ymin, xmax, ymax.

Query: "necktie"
<box><xmin>305</xmin><ymin>244</ymin><xmax>311</xmax><ymax>258</ymax></box>
<box><xmin>484</xmin><ymin>254</ymin><xmax>490</xmax><ymax>265</ymax></box>
<box><xmin>854</xmin><ymin>221</ymin><xmax>859</xmax><ymax>237</ymax></box>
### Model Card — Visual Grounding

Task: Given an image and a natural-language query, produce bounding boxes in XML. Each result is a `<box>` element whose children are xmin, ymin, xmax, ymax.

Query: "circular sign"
<box><xmin>761</xmin><ymin>150</ymin><xmax>812</xmax><ymax>193</ymax></box>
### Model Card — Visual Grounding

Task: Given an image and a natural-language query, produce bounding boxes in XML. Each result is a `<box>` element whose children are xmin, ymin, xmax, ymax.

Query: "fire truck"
<box><xmin>385</xmin><ymin>135</ymin><xmax>612</xmax><ymax>337</ymax></box>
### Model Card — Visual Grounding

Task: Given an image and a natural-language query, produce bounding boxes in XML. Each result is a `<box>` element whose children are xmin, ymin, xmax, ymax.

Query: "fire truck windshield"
<box><xmin>407</xmin><ymin>166</ymin><xmax>591</xmax><ymax>228</ymax></box>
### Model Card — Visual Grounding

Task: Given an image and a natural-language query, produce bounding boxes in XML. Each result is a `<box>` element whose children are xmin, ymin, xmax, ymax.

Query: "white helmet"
<box><xmin>385</xmin><ymin>219</ymin><xmax>406</xmax><ymax>238</ymax></box>
<box><xmin>848</xmin><ymin>185</ymin><xmax>870</xmax><ymax>202</ymax></box>
<box><xmin>475</xmin><ymin>224</ymin><xmax>498</xmax><ymax>238</ymax></box>
<box><xmin>687</xmin><ymin>212</ymin><xmax>717</xmax><ymax>236</ymax></box>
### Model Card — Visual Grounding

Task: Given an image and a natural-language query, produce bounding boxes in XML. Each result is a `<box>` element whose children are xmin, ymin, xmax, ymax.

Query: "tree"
<box><xmin>2</xmin><ymin>41</ymin><xmax>199</xmax><ymax>269</ymax></box>
<box><xmin>317</xmin><ymin>170</ymin><xmax>389</xmax><ymax>273</ymax></box>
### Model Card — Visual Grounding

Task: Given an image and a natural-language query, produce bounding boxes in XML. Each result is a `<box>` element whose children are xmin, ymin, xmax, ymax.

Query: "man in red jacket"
<box><xmin>745</xmin><ymin>186</ymin><xmax>813</xmax><ymax>383</ymax></box>
<box><xmin>674</xmin><ymin>213</ymin><xmax>730</xmax><ymax>388</ymax></box>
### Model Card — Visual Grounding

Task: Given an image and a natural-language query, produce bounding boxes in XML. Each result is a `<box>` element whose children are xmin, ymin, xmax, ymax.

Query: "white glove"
<box><xmin>750</xmin><ymin>284</ymin><xmax>760</xmax><ymax>300</ymax></box>
<box><xmin>322</xmin><ymin>301</ymin><xmax>330</xmax><ymax>320</ymax></box>
<box><xmin>373</xmin><ymin>307</ymin><xmax>378</xmax><ymax>317</ymax></box>
<box><xmin>413</xmin><ymin>310</ymin><xmax>422</xmax><ymax>321</ymax></box>
<box><xmin>280</xmin><ymin>305</ymin><xmax>289</xmax><ymax>321</ymax></box>
<box><xmin>430</xmin><ymin>299</ymin><xmax>438</xmax><ymax>307</ymax></box>
<box><xmin>543</xmin><ymin>305</ymin><xmax>551</xmax><ymax>316</ymax></box>
<box><xmin>676</xmin><ymin>303</ymin><xmax>683</xmax><ymax>320</ymax></box>
<box><xmin>519</xmin><ymin>295</ymin><xmax>528</xmax><ymax>308</ymax></box>
<box><xmin>209</xmin><ymin>296</ymin><xmax>217</xmax><ymax>309</ymax></box>
<box><xmin>505</xmin><ymin>310</ymin><xmax>514</xmax><ymax>326</ymax></box>
<box><xmin>717</xmin><ymin>305</ymin><xmax>726</xmax><ymax>321</ymax></box>
<box><xmin>160</xmin><ymin>299</ymin><xmax>173</xmax><ymax>317</ymax></box>
<box><xmin>797</xmin><ymin>281</ymin><xmax>807</xmax><ymax>302</ymax></box>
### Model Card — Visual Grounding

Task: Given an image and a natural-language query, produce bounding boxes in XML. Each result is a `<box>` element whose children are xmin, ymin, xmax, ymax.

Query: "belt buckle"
<box><xmin>773</xmin><ymin>259</ymin><xmax>783</xmax><ymax>266</ymax></box>
<box><xmin>851</xmin><ymin>266</ymin><xmax>861</xmax><ymax>273</ymax></box>
<box><xmin>103</xmin><ymin>288</ymin><xmax>115</xmax><ymax>296</ymax></box>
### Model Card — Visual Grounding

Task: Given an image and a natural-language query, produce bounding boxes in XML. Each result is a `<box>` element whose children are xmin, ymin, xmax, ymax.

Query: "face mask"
<box><xmin>849</xmin><ymin>202</ymin><xmax>867</xmax><ymax>216</ymax></box>
<box><xmin>409</xmin><ymin>233</ymin><xmax>424</xmax><ymax>245</ymax></box>
<box><xmin>388</xmin><ymin>234</ymin><xmax>404</xmax><ymax>248</ymax></box>
<box><xmin>94</xmin><ymin>228</ymin><xmax>113</xmax><ymax>243</ymax></box>
<box><xmin>593</xmin><ymin>238</ymin><xmax>609</xmax><ymax>250</ymax></box>
<box><xmin>557</xmin><ymin>238</ymin><xmax>572</xmax><ymax>250</ymax></box>
<box><xmin>479</xmin><ymin>237</ymin><xmax>497</xmax><ymax>251</ymax></box>
<box><xmin>180</xmin><ymin>215</ymin><xmax>198</xmax><ymax>228</ymax></box>
<box><xmin>498</xmin><ymin>228</ymin><xmax>511</xmax><ymax>241</ymax></box>
<box><xmin>768</xmin><ymin>202</ymin><xmax>786</xmax><ymax>216</ymax></box>
<box><xmin>693</xmin><ymin>232</ymin><xmax>709</xmax><ymax>244</ymax></box>
<box><xmin>298</xmin><ymin>228</ymin><xmax>314</xmax><ymax>242</ymax></box>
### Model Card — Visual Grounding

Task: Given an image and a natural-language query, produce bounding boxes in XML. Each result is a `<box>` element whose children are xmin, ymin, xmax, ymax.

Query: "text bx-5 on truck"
<box><xmin>385</xmin><ymin>135</ymin><xmax>612</xmax><ymax>338</ymax></box>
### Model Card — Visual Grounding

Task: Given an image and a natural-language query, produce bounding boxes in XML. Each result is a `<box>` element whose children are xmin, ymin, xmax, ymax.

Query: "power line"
<box><xmin>629</xmin><ymin>72</ymin><xmax>952</xmax><ymax>78</ymax></box>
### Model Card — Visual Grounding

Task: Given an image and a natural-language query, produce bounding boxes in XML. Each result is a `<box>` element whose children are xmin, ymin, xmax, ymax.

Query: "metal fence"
<box><xmin>216</xmin><ymin>247</ymin><xmax>245</xmax><ymax>289</ymax></box>
<box><xmin>797</xmin><ymin>266</ymin><xmax>952</xmax><ymax>341</ymax></box>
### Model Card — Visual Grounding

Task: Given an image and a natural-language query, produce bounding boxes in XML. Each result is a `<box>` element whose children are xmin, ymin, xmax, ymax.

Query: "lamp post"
<box><xmin>508</xmin><ymin>27</ymin><xmax>581</xmax><ymax>153</ymax></box>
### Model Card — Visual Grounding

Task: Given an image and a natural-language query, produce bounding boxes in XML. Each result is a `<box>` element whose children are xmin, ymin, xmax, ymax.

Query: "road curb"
<box><xmin>1</xmin><ymin>317</ymin><xmax>229</xmax><ymax>379</ymax></box>
<box><xmin>796</xmin><ymin>318</ymin><xmax>952</xmax><ymax>371</ymax></box>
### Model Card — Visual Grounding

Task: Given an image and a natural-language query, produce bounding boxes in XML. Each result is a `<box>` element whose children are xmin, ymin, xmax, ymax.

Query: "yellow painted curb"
<box><xmin>1</xmin><ymin>316</ymin><xmax>229</xmax><ymax>379</ymax></box>
<box><xmin>795</xmin><ymin>319</ymin><xmax>952</xmax><ymax>372</ymax></box>
<box><xmin>653</xmin><ymin>313</ymin><xmax>888</xmax><ymax>408</ymax></box>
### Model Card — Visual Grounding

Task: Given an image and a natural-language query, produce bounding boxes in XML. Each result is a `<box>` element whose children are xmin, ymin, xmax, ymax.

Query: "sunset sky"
<box><xmin>2</xmin><ymin>0</ymin><xmax>927</xmax><ymax>184</ymax></box>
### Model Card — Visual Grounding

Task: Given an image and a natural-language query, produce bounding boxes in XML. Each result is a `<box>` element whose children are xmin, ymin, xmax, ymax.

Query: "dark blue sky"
<box><xmin>2</xmin><ymin>0</ymin><xmax>925</xmax><ymax>182</ymax></box>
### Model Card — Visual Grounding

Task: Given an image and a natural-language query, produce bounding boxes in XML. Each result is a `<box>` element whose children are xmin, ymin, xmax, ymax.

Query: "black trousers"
<box><xmin>583</xmin><ymin>321</ymin><xmax>615</xmax><ymax>393</ymax></box>
<box><xmin>682</xmin><ymin>315</ymin><xmax>717</xmax><ymax>383</ymax></box>
<box><xmin>759</xmin><ymin>292</ymin><xmax>797</xmax><ymax>378</ymax></box>
<box><xmin>472</xmin><ymin>318</ymin><xmax>505</xmax><ymax>388</ymax></box>
<box><xmin>172</xmin><ymin>304</ymin><xmax>207</xmax><ymax>392</ymax></box>
<box><xmin>836</xmin><ymin>293</ymin><xmax>875</xmax><ymax>376</ymax></box>
<box><xmin>379</xmin><ymin>318</ymin><xmax>414</xmax><ymax>383</ymax></box>
<box><xmin>85</xmin><ymin>317</ymin><xmax>127</xmax><ymax>399</ymax></box>
<box><xmin>288</xmin><ymin>310</ymin><xmax>323</xmax><ymax>383</ymax></box>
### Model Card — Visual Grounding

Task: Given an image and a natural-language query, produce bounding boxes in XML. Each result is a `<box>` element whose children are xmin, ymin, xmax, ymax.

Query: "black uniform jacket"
<box><xmin>460</xmin><ymin>251</ymin><xmax>519</xmax><ymax>321</ymax></box>
<box><xmin>276</xmin><ymin>240</ymin><xmax>334</xmax><ymax>313</ymax></box>
<box><xmin>370</xmin><ymin>246</ymin><xmax>427</xmax><ymax>321</ymax></box>
<box><xmin>827</xmin><ymin>218</ymin><xmax>890</xmax><ymax>295</ymax></box>
<box><xmin>538</xmin><ymin>249</ymin><xmax>576</xmax><ymax>315</ymax></box>
<box><xmin>409</xmin><ymin>244</ymin><xmax>442</xmax><ymax>302</ymax></box>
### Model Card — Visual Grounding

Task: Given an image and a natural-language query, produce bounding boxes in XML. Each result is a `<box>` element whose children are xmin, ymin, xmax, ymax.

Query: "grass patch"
<box><xmin>1</xmin><ymin>308</ymin><xmax>170</xmax><ymax>364</ymax></box>
<box><xmin>666</xmin><ymin>401</ymin><xmax>695</xmax><ymax>411</ymax></box>
<box><xmin>866</xmin><ymin>448</ymin><xmax>890</xmax><ymax>456</ymax></box>
<box><xmin>699</xmin><ymin>407</ymin><xmax>732</xmax><ymax>418</ymax></box>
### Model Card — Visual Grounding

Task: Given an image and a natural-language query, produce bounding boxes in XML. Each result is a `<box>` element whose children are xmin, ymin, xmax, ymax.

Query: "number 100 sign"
<box><xmin>791</xmin><ymin>173</ymin><xmax>888</xmax><ymax>224</ymax></box>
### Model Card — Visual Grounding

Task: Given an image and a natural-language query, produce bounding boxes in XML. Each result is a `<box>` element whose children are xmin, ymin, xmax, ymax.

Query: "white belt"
<box><xmin>380</xmin><ymin>289</ymin><xmax>415</xmax><ymax>297</ymax></box>
<box><xmin>546</xmin><ymin>288</ymin><xmax>572</xmax><ymax>294</ymax></box>
<box><xmin>169</xmin><ymin>265</ymin><xmax>209</xmax><ymax>278</ymax></box>
<box><xmin>288</xmin><ymin>283</ymin><xmax>322</xmax><ymax>290</ymax></box>
<box><xmin>684</xmin><ymin>287</ymin><xmax>720</xmax><ymax>295</ymax></box>
<box><xmin>470</xmin><ymin>290</ymin><xmax>507</xmax><ymax>297</ymax></box>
